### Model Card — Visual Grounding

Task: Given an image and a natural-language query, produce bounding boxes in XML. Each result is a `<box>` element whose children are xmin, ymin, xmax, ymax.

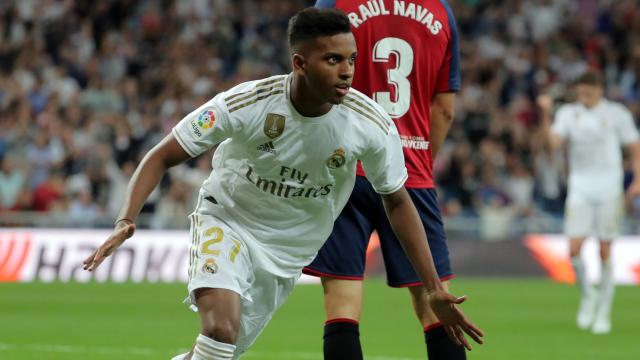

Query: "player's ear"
<box><xmin>292</xmin><ymin>53</ymin><xmax>306</xmax><ymax>74</ymax></box>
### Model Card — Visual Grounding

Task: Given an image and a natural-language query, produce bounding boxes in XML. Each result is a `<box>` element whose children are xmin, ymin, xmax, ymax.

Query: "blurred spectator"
<box><xmin>106</xmin><ymin>160</ymin><xmax>136</xmax><ymax>219</ymax></box>
<box><xmin>1</xmin><ymin>0</ymin><xmax>640</xmax><ymax>229</ymax></box>
<box><xmin>26</xmin><ymin>132</ymin><xmax>64</xmax><ymax>189</ymax></box>
<box><xmin>475</xmin><ymin>165</ymin><xmax>514</xmax><ymax>241</ymax></box>
<box><xmin>151</xmin><ymin>179</ymin><xmax>191</xmax><ymax>230</ymax></box>
<box><xmin>31</xmin><ymin>171</ymin><xmax>65</xmax><ymax>212</ymax></box>
<box><xmin>0</xmin><ymin>156</ymin><xmax>26</xmax><ymax>210</ymax></box>
<box><xmin>504</xmin><ymin>157</ymin><xmax>535</xmax><ymax>217</ymax></box>
<box><xmin>67</xmin><ymin>189</ymin><xmax>101</xmax><ymax>227</ymax></box>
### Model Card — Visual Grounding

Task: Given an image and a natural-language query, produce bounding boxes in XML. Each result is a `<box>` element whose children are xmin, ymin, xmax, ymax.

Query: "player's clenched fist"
<box><xmin>83</xmin><ymin>220</ymin><xmax>136</xmax><ymax>272</ymax></box>
<box><xmin>428</xmin><ymin>290</ymin><xmax>484</xmax><ymax>351</ymax></box>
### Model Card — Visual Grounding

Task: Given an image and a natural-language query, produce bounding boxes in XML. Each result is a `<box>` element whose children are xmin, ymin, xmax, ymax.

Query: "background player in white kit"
<box><xmin>82</xmin><ymin>8</ymin><xmax>482</xmax><ymax>360</ymax></box>
<box><xmin>539</xmin><ymin>71</ymin><xmax>640</xmax><ymax>334</ymax></box>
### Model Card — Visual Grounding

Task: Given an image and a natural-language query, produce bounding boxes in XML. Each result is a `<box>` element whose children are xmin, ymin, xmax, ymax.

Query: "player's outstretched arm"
<box><xmin>537</xmin><ymin>94</ymin><xmax>564</xmax><ymax>150</ymax></box>
<box><xmin>381</xmin><ymin>188</ymin><xmax>484</xmax><ymax>350</ymax></box>
<box><xmin>83</xmin><ymin>220</ymin><xmax>136</xmax><ymax>271</ymax></box>
<box><xmin>83</xmin><ymin>134</ymin><xmax>191</xmax><ymax>272</ymax></box>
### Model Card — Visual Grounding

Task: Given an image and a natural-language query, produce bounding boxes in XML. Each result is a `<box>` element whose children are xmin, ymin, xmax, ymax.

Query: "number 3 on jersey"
<box><xmin>373</xmin><ymin>37</ymin><xmax>413</xmax><ymax>118</ymax></box>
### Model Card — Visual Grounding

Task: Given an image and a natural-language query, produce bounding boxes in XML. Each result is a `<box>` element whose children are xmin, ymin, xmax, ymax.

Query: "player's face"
<box><xmin>296</xmin><ymin>33</ymin><xmax>357</xmax><ymax>105</ymax></box>
<box><xmin>576</xmin><ymin>84</ymin><xmax>603</xmax><ymax>108</ymax></box>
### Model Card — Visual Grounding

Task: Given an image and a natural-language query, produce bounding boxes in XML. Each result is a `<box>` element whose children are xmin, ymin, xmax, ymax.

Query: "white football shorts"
<box><xmin>184</xmin><ymin>204</ymin><xmax>298</xmax><ymax>358</ymax></box>
<box><xmin>564</xmin><ymin>191</ymin><xmax>624</xmax><ymax>240</ymax></box>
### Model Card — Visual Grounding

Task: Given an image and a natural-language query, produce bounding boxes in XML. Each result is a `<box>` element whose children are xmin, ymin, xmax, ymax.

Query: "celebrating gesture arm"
<box><xmin>382</xmin><ymin>188</ymin><xmax>484</xmax><ymax>350</ymax></box>
<box><xmin>537</xmin><ymin>94</ymin><xmax>565</xmax><ymax>150</ymax></box>
<box><xmin>83</xmin><ymin>134</ymin><xmax>191</xmax><ymax>271</ymax></box>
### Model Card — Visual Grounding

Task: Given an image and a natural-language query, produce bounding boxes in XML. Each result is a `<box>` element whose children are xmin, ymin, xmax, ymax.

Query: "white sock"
<box><xmin>571</xmin><ymin>256</ymin><xmax>590</xmax><ymax>296</ymax></box>
<box><xmin>191</xmin><ymin>334</ymin><xmax>236</xmax><ymax>360</ymax></box>
<box><xmin>596</xmin><ymin>260</ymin><xmax>615</xmax><ymax>319</ymax></box>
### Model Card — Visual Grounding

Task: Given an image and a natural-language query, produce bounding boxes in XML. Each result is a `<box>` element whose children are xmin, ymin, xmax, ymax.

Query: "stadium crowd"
<box><xmin>1</xmin><ymin>0</ymin><xmax>639</xmax><ymax>230</ymax></box>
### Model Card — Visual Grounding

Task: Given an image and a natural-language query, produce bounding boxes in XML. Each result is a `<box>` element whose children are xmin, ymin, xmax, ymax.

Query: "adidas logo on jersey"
<box><xmin>257</xmin><ymin>141</ymin><xmax>276</xmax><ymax>154</ymax></box>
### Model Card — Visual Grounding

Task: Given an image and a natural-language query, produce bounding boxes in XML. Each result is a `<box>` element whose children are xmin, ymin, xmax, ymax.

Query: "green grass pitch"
<box><xmin>1</xmin><ymin>278</ymin><xmax>638</xmax><ymax>359</ymax></box>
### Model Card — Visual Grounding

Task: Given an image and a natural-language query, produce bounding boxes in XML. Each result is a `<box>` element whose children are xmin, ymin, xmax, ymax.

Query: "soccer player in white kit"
<box><xmin>540</xmin><ymin>71</ymin><xmax>640</xmax><ymax>334</ymax></box>
<box><xmin>82</xmin><ymin>8</ymin><xmax>482</xmax><ymax>360</ymax></box>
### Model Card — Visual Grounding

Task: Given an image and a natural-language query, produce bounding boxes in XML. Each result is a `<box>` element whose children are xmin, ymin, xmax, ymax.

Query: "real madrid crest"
<box><xmin>264</xmin><ymin>113</ymin><xmax>285</xmax><ymax>139</ymax></box>
<box><xmin>202</xmin><ymin>258</ymin><xmax>219</xmax><ymax>274</ymax></box>
<box><xmin>326</xmin><ymin>148</ymin><xmax>346</xmax><ymax>169</ymax></box>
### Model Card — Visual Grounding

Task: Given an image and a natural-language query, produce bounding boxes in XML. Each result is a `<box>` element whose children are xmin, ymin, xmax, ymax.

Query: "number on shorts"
<box><xmin>201</xmin><ymin>227</ymin><xmax>224</xmax><ymax>256</ymax></box>
<box><xmin>229</xmin><ymin>239</ymin><xmax>242</xmax><ymax>263</ymax></box>
<box><xmin>372</xmin><ymin>37</ymin><xmax>414</xmax><ymax>118</ymax></box>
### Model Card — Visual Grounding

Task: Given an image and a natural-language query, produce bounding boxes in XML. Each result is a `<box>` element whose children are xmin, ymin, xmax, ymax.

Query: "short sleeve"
<box><xmin>172</xmin><ymin>93</ymin><xmax>234</xmax><ymax>157</ymax></box>
<box><xmin>435</xmin><ymin>1</ymin><xmax>461</xmax><ymax>93</ymax></box>
<box><xmin>360</xmin><ymin>122</ymin><xmax>409</xmax><ymax>195</ymax></box>
<box><xmin>616</xmin><ymin>106</ymin><xmax>640</xmax><ymax>145</ymax></box>
<box><xmin>551</xmin><ymin>106</ymin><xmax>572</xmax><ymax>139</ymax></box>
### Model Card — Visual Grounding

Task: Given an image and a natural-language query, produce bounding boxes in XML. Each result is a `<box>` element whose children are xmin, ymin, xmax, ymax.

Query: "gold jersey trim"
<box><xmin>344</xmin><ymin>96</ymin><xmax>390</xmax><ymax>134</ymax></box>
<box><xmin>228</xmin><ymin>89</ymin><xmax>284</xmax><ymax>113</ymax></box>
<box><xmin>224</xmin><ymin>76</ymin><xmax>286</xmax><ymax>103</ymax></box>
<box><xmin>188</xmin><ymin>213</ymin><xmax>200</xmax><ymax>283</ymax></box>
<box><xmin>347</xmin><ymin>91</ymin><xmax>393</xmax><ymax>127</ymax></box>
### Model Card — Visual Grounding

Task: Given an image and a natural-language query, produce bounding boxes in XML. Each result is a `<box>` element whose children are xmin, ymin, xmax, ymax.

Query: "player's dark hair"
<box><xmin>287</xmin><ymin>8</ymin><xmax>351</xmax><ymax>51</ymax></box>
<box><xmin>575</xmin><ymin>70</ymin><xmax>604</xmax><ymax>87</ymax></box>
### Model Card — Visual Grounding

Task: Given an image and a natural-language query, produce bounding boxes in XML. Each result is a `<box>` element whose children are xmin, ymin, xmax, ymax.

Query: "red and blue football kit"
<box><xmin>304</xmin><ymin>0</ymin><xmax>460</xmax><ymax>284</ymax></box>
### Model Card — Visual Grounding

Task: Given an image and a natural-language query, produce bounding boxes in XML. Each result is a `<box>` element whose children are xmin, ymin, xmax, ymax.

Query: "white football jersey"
<box><xmin>173</xmin><ymin>74</ymin><xmax>408</xmax><ymax>277</ymax></box>
<box><xmin>552</xmin><ymin>99</ymin><xmax>639</xmax><ymax>196</ymax></box>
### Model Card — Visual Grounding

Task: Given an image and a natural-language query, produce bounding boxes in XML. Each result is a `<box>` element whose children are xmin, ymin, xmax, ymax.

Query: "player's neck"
<box><xmin>582</xmin><ymin>98</ymin><xmax>603</xmax><ymax>109</ymax></box>
<box><xmin>290</xmin><ymin>76</ymin><xmax>333</xmax><ymax>117</ymax></box>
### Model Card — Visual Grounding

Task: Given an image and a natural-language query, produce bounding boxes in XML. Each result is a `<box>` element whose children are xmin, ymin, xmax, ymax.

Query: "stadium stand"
<box><xmin>1</xmin><ymin>0</ymin><xmax>639</xmax><ymax>235</ymax></box>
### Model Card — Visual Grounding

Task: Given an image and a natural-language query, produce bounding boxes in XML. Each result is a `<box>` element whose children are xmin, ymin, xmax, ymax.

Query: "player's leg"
<box><xmin>591</xmin><ymin>195</ymin><xmax>622</xmax><ymax>334</ymax></box>
<box><xmin>187</xmin><ymin>288</ymin><xmax>241</xmax><ymax>360</ymax></box>
<box><xmin>569</xmin><ymin>236</ymin><xmax>596</xmax><ymax>330</ymax></box>
<box><xmin>591</xmin><ymin>240</ymin><xmax>613</xmax><ymax>334</ymax></box>
<box><xmin>303</xmin><ymin>176</ymin><xmax>376</xmax><ymax>360</ymax></box>
<box><xmin>320</xmin><ymin>278</ymin><xmax>364</xmax><ymax>360</ymax></box>
<box><xmin>231</xmin><ymin>271</ymin><xmax>298</xmax><ymax>359</ymax></box>
<box><xmin>378</xmin><ymin>188</ymin><xmax>464</xmax><ymax>360</ymax></box>
<box><xmin>179</xmin><ymin>211</ymin><xmax>255</xmax><ymax>360</ymax></box>
<box><xmin>569</xmin><ymin>236</ymin><xmax>588</xmax><ymax>291</ymax></box>
<box><xmin>565</xmin><ymin>193</ymin><xmax>597</xmax><ymax>330</ymax></box>
<box><xmin>407</xmin><ymin>281</ymin><xmax>467</xmax><ymax>360</ymax></box>
<box><xmin>186</xmin><ymin>274</ymin><xmax>299</xmax><ymax>360</ymax></box>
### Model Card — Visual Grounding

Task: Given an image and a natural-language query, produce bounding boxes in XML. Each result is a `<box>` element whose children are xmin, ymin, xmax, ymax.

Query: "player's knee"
<box><xmin>569</xmin><ymin>239</ymin><xmax>584</xmax><ymax>257</ymax></box>
<box><xmin>599</xmin><ymin>245</ymin><xmax>611</xmax><ymax>260</ymax></box>
<box><xmin>322</xmin><ymin>279</ymin><xmax>363</xmax><ymax>319</ymax></box>
<box><xmin>324</xmin><ymin>298</ymin><xmax>361</xmax><ymax>320</ymax></box>
<box><xmin>201</xmin><ymin>321</ymin><xmax>239</xmax><ymax>344</ymax></box>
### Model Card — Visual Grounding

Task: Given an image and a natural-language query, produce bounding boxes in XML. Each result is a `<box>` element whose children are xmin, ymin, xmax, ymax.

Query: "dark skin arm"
<box><xmin>429</xmin><ymin>92</ymin><xmax>456</xmax><ymax>159</ymax></box>
<box><xmin>626</xmin><ymin>142</ymin><xmax>640</xmax><ymax>199</ymax></box>
<box><xmin>83</xmin><ymin>134</ymin><xmax>191</xmax><ymax>271</ymax></box>
<box><xmin>382</xmin><ymin>188</ymin><xmax>484</xmax><ymax>349</ymax></box>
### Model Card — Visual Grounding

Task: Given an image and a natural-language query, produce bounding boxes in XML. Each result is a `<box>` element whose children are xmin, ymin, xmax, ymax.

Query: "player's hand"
<box><xmin>536</xmin><ymin>94</ymin><xmax>553</xmax><ymax>114</ymax></box>
<box><xmin>83</xmin><ymin>221</ymin><xmax>136</xmax><ymax>272</ymax></box>
<box><xmin>428</xmin><ymin>290</ymin><xmax>484</xmax><ymax>350</ymax></box>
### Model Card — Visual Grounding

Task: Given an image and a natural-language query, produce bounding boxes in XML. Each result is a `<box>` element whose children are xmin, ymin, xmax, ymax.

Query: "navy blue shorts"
<box><xmin>303</xmin><ymin>176</ymin><xmax>453</xmax><ymax>287</ymax></box>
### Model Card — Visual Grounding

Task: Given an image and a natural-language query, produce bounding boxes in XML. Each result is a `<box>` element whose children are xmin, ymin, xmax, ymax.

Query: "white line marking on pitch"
<box><xmin>0</xmin><ymin>342</ymin><xmax>422</xmax><ymax>360</ymax></box>
<box><xmin>0</xmin><ymin>343</ymin><xmax>156</xmax><ymax>355</ymax></box>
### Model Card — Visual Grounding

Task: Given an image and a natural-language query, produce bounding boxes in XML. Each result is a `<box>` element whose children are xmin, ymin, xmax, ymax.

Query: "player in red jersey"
<box><xmin>303</xmin><ymin>1</ymin><xmax>481</xmax><ymax>359</ymax></box>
